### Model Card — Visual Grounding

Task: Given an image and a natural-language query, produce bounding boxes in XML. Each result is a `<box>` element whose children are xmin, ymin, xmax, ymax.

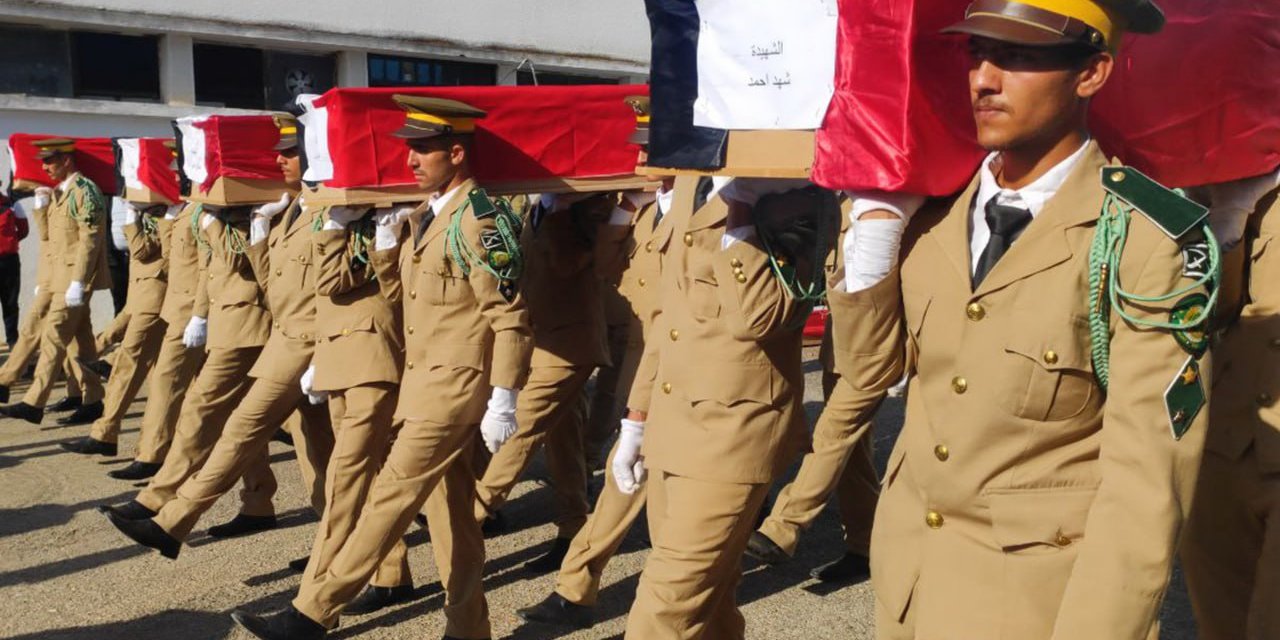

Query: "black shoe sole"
<box><xmin>207</xmin><ymin>518</ymin><xmax>278</xmax><ymax>539</ymax></box>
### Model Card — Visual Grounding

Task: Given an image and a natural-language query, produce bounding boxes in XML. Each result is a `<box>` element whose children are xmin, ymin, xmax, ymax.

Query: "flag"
<box><xmin>114</xmin><ymin>138</ymin><xmax>181</xmax><ymax>204</ymax></box>
<box><xmin>7</xmin><ymin>133</ymin><xmax>119</xmax><ymax>195</ymax></box>
<box><xmin>300</xmin><ymin>85</ymin><xmax>648</xmax><ymax>189</ymax></box>
<box><xmin>645</xmin><ymin>0</ymin><xmax>728</xmax><ymax>169</ymax></box>
<box><xmin>173</xmin><ymin>115</ymin><xmax>281</xmax><ymax>196</ymax></box>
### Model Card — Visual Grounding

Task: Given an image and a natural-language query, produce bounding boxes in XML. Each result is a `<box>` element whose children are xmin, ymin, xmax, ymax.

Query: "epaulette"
<box><xmin>1101</xmin><ymin>166</ymin><xmax>1207</xmax><ymax>240</ymax></box>
<box><xmin>68</xmin><ymin>175</ymin><xmax>107</xmax><ymax>224</ymax></box>
<box><xmin>467</xmin><ymin>187</ymin><xmax>498</xmax><ymax>219</ymax></box>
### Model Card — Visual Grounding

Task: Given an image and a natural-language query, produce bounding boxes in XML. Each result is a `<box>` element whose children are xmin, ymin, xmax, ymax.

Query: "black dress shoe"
<box><xmin>79</xmin><ymin>358</ymin><xmax>112</xmax><ymax>381</ymax></box>
<box><xmin>0</xmin><ymin>402</ymin><xmax>43</xmax><ymax>424</ymax></box>
<box><xmin>207</xmin><ymin>513</ymin><xmax>278</xmax><ymax>539</ymax></box>
<box><xmin>0</xmin><ymin>384</ymin><xmax>8</xmax><ymax>403</ymax></box>
<box><xmin>344</xmin><ymin>584</ymin><xmax>414</xmax><ymax>616</ymax></box>
<box><xmin>98</xmin><ymin>500</ymin><xmax>158</xmax><ymax>520</ymax></box>
<box><xmin>745</xmin><ymin>531</ymin><xmax>790</xmax><ymax>565</ymax></box>
<box><xmin>56</xmin><ymin>401</ymin><xmax>103</xmax><ymax>426</ymax></box>
<box><xmin>287</xmin><ymin>555</ymin><xmax>311</xmax><ymax>573</ymax></box>
<box><xmin>47</xmin><ymin>396</ymin><xmax>83</xmax><ymax>413</ymax></box>
<box><xmin>108</xmin><ymin>461</ymin><xmax>161</xmax><ymax>480</ymax></box>
<box><xmin>231</xmin><ymin>606</ymin><xmax>327</xmax><ymax>640</ymax></box>
<box><xmin>60</xmin><ymin>436</ymin><xmax>118</xmax><ymax>456</ymax></box>
<box><xmin>810</xmin><ymin>552</ymin><xmax>871</xmax><ymax>584</ymax></box>
<box><xmin>516</xmin><ymin>592</ymin><xmax>594</xmax><ymax>629</ymax></box>
<box><xmin>526</xmin><ymin>537</ymin><xmax>572</xmax><ymax>573</ymax></box>
<box><xmin>271</xmin><ymin>428</ymin><xmax>294</xmax><ymax>446</ymax></box>
<box><xmin>105</xmin><ymin>511</ymin><xmax>181</xmax><ymax>559</ymax></box>
<box><xmin>480</xmin><ymin>510</ymin><xmax>507</xmax><ymax>536</ymax></box>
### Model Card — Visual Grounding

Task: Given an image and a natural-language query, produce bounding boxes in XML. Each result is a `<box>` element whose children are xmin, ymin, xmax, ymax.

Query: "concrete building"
<box><xmin>0</xmin><ymin>0</ymin><xmax>651</xmax><ymax>328</ymax></box>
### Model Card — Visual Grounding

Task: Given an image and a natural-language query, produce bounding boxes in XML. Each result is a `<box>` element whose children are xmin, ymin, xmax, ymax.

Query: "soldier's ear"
<box><xmin>1076</xmin><ymin>51</ymin><xmax>1113</xmax><ymax>100</ymax></box>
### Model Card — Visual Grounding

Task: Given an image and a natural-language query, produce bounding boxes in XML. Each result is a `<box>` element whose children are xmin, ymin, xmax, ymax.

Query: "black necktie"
<box><xmin>973</xmin><ymin>199</ymin><xmax>1033</xmax><ymax>287</ymax></box>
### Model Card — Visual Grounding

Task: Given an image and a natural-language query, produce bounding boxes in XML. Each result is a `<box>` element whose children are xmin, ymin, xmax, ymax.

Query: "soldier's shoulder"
<box><xmin>1102</xmin><ymin>166</ymin><xmax>1208</xmax><ymax>244</ymax></box>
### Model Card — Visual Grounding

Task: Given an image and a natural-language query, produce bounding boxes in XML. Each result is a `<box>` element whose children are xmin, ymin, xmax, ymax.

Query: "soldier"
<box><xmin>745</xmin><ymin>200</ymin><xmax>898</xmax><ymax>583</ymax></box>
<box><xmin>0</xmin><ymin>138</ymin><xmax>109</xmax><ymax>425</ymax></box>
<box><xmin>845</xmin><ymin>1</ymin><xmax>1217</xmax><ymax>637</ymax></box>
<box><xmin>230</xmin><ymin>95</ymin><xmax>533</xmax><ymax>640</ymax></box>
<box><xmin>62</xmin><ymin>200</ymin><xmax>170</xmax><ymax>456</ymax></box>
<box><xmin>518</xmin><ymin>98</ymin><xmax>677</xmax><ymax>629</ymax></box>
<box><xmin>1181</xmin><ymin>168</ymin><xmax>1280</xmax><ymax>640</ymax></box>
<box><xmin>108</xmin><ymin>200</ymin><xmax>208</xmax><ymax>480</ymax></box>
<box><xmin>103</xmin><ymin>114</ymin><xmax>335</xmax><ymax>554</ymax></box>
<box><xmin>288</xmin><ymin>201</ymin><xmax>417</xmax><ymax>613</ymax></box>
<box><xmin>470</xmin><ymin>184</ymin><xmax>611</xmax><ymax>569</ymax></box>
<box><xmin>620</xmin><ymin>176</ymin><xmax>825</xmax><ymax>638</ymax></box>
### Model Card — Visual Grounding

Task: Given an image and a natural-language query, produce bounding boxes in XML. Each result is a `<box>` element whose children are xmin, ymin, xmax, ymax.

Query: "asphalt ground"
<box><xmin>0</xmin><ymin>346</ymin><xmax>1199</xmax><ymax>639</ymax></box>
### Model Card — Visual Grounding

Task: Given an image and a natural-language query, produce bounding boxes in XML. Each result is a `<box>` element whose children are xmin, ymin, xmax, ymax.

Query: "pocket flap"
<box><xmin>424</xmin><ymin>343</ymin><xmax>486</xmax><ymax>371</ymax></box>
<box><xmin>988</xmin><ymin>487</ymin><xmax>1096</xmax><ymax>549</ymax></box>
<box><xmin>327</xmin><ymin>315</ymin><xmax>375</xmax><ymax>339</ymax></box>
<box><xmin>681</xmin><ymin>363</ymin><xmax>777</xmax><ymax>406</ymax></box>
<box><xmin>1004</xmin><ymin>328</ymin><xmax>1091</xmax><ymax>372</ymax></box>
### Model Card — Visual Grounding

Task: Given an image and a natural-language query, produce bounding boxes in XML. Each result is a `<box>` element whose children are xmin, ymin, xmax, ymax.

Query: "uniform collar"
<box><xmin>975</xmin><ymin>139</ymin><xmax>1091</xmax><ymax>219</ymax></box>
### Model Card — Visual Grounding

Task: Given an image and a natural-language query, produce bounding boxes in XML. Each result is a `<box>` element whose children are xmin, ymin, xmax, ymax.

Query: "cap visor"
<box><xmin>272</xmin><ymin>137</ymin><xmax>298</xmax><ymax>151</ymax></box>
<box><xmin>392</xmin><ymin>124</ymin><xmax>444</xmax><ymax>140</ymax></box>
<box><xmin>941</xmin><ymin>15</ymin><xmax>1076</xmax><ymax>47</ymax></box>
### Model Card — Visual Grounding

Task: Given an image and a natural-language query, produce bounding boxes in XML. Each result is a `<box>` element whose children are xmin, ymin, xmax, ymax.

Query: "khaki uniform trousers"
<box><xmin>583</xmin><ymin>322</ymin><xmax>631</xmax><ymax>467</ymax></box>
<box><xmin>23</xmin><ymin>296</ymin><xmax>103</xmax><ymax>407</ymax></box>
<box><xmin>757</xmin><ymin>378</ymin><xmax>881</xmax><ymax>557</ymax></box>
<box><xmin>153</xmin><ymin>374</ymin><xmax>334</xmax><ymax>540</ymax></box>
<box><xmin>625</xmin><ymin>468</ymin><xmax>770</xmax><ymax>640</ymax></box>
<box><xmin>89</xmin><ymin>313</ymin><xmax>165</xmax><ymax>444</ymax></box>
<box><xmin>0</xmin><ymin>286</ymin><xmax>51</xmax><ymax>385</ymax></box>
<box><xmin>1182</xmin><ymin>447</ymin><xmax>1280</xmax><ymax>640</ymax></box>
<box><xmin>95</xmin><ymin>310</ymin><xmax>131</xmax><ymax>354</ymax></box>
<box><xmin>474</xmin><ymin>365</ymin><xmax>594</xmax><ymax>539</ymax></box>
<box><xmin>302</xmin><ymin>383</ymin><xmax>410</xmax><ymax>590</ymax></box>
<box><xmin>135</xmin><ymin>346</ymin><xmax>274</xmax><ymax>517</ymax></box>
<box><xmin>294</xmin><ymin>419</ymin><xmax>490</xmax><ymax>639</ymax></box>
<box><xmin>555</xmin><ymin>439</ymin><xmax>647</xmax><ymax>606</ymax></box>
<box><xmin>134</xmin><ymin>321</ymin><xmax>205</xmax><ymax>464</ymax></box>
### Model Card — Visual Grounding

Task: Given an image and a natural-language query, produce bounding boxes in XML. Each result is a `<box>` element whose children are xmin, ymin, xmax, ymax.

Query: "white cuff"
<box><xmin>487</xmin><ymin>386</ymin><xmax>518</xmax><ymax>413</ymax></box>
<box><xmin>845</xmin><ymin>218</ymin><xmax>907</xmax><ymax>293</ymax></box>
<box><xmin>721</xmin><ymin>226</ymin><xmax>757</xmax><ymax>250</ymax></box>
<box><xmin>322</xmin><ymin>219</ymin><xmax>346</xmax><ymax>232</ymax></box>
<box><xmin>847</xmin><ymin>191</ymin><xmax>926</xmax><ymax>222</ymax></box>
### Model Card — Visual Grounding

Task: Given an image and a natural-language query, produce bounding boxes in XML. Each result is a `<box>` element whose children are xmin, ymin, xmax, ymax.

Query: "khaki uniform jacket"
<box><xmin>844</xmin><ymin>143</ymin><xmax>1210</xmax><ymax>639</ymax></box>
<box><xmin>48</xmin><ymin>172</ymin><xmax>111</xmax><ymax>292</ymax></box>
<box><xmin>627</xmin><ymin>179</ymin><xmax>808</xmax><ymax>485</ymax></box>
<box><xmin>369</xmin><ymin>178</ymin><xmax>534</xmax><ymax>423</ymax></box>
<box><xmin>1210</xmin><ymin>186</ymin><xmax>1280</xmax><ymax>472</ymax></box>
<box><xmin>243</xmin><ymin>198</ymin><xmax>319</xmax><ymax>384</ymax></box>
<box><xmin>596</xmin><ymin>200</ymin><xmax>667</xmax><ymax>352</ymax></box>
<box><xmin>522</xmin><ymin>200</ymin><xmax>609</xmax><ymax>368</ymax></box>
<box><xmin>312</xmin><ymin>217</ymin><xmax>404</xmax><ymax>391</ymax></box>
<box><xmin>31</xmin><ymin>203</ymin><xmax>55</xmax><ymax>290</ymax></box>
<box><xmin>160</xmin><ymin>205</ymin><xmax>204</xmax><ymax>326</ymax></box>
<box><xmin>123</xmin><ymin>215</ymin><xmax>168</xmax><ymax>316</ymax></box>
<box><xmin>193</xmin><ymin>215</ymin><xmax>272</xmax><ymax>351</ymax></box>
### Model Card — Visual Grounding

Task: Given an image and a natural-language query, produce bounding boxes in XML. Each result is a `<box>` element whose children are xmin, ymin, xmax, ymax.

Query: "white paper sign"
<box><xmin>296</xmin><ymin>94</ymin><xmax>334</xmax><ymax>183</ymax></box>
<box><xmin>116</xmin><ymin>138</ymin><xmax>144</xmax><ymax>191</ymax></box>
<box><xmin>693</xmin><ymin>0</ymin><xmax>838</xmax><ymax>130</ymax></box>
<box><xmin>175</xmin><ymin>116</ymin><xmax>210</xmax><ymax>186</ymax></box>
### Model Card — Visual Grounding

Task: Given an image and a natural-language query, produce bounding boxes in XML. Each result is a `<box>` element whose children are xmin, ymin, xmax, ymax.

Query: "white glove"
<box><xmin>163</xmin><ymin>204</ymin><xmax>184</xmax><ymax>220</ymax></box>
<box><xmin>33</xmin><ymin>187</ymin><xmax>52</xmax><ymax>211</ymax></box>
<box><xmin>374</xmin><ymin>206</ymin><xmax>414</xmax><ymax>251</ymax></box>
<box><xmin>32</xmin><ymin>285</ymin><xmax>39</xmax><ymax>297</ymax></box>
<box><xmin>623</xmin><ymin>190</ymin><xmax>658</xmax><ymax>210</ymax></box>
<box><xmin>253</xmin><ymin>193</ymin><xmax>292</xmax><ymax>220</ymax></box>
<box><xmin>323</xmin><ymin>206</ymin><xmax>366</xmax><ymax>231</ymax></box>
<box><xmin>299</xmin><ymin>364</ymin><xmax>328</xmax><ymax>405</ymax></box>
<box><xmin>718</xmin><ymin>178</ymin><xmax>809</xmax><ymax>207</ymax></box>
<box><xmin>64</xmin><ymin>281</ymin><xmax>85</xmax><ymax>308</ymax></box>
<box><xmin>182</xmin><ymin>316</ymin><xmax>208</xmax><ymax>349</ymax></box>
<box><xmin>479</xmin><ymin>387</ymin><xmax>519</xmax><ymax>454</ymax></box>
<box><xmin>199</xmin><ymin>213</ymin><xmax>217</xmax><ymax>230</ymax></box>
<box><xmin>611</xmin><ymin>418</ymin><xmax>647</xmax><ymax>494</ymax></box>
<box><xmin>1208</xmin><ymin>168</ymin><xmax>1280</xmax><ymax>251</ymax></box>
<box><xmin>123</xmin><ymin>201</ymin><xmax>141</xmax><ymax>226</ymax></box>
<box><xmin>841</xmin><ymin>191</ymin><xmax>924</xmax><ymax>293</ymax></box>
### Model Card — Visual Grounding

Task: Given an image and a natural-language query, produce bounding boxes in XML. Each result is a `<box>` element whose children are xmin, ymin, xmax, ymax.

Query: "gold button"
<box><xmin>410</xmin><ymin>290</ymin><xmax>417</xmax><ymax>299</ymax></box>
<box><xmin>730</xmin><ymin>258</ymin><xmax>743</xmax><ymax>268</ymax></box>
<box><xmin>683</xmin><ymin>232</ymin><xmax>694</xmax><ymax>246</ymax></box>
<box><xmin>406</xmin><ymin>361</ymin><xmax>414</xmax><ymax>370</ymax></box>
<box><xmin>965</xmin><ymin>303</ymin><xmax>985</xmax><ymax>321</ymax></box>
<box><xmin>733</xmin><ymin>267</ymin><xmax>744</xmax><ymax>276</ymax></box>
<box><xmin>1258</xmin><ymin>393</ymin><xmax>1273</xmax><ymax>406</ymax></box>
<box><xmin>934</xmin><ymin>445</ymin><xmax>950</xmax><ymax>462</ymax></box>
<box><xmin>301</xmin><ymin>334</ymin><xmax>309</xmax><ymax>341</ymax></box>
<box><xmin>669</xmin><ymin>329</ymin><xmax>679</xmax><ymax>341</ymax></box>
<box><xmin>736</xmin><ymin>273</ymin><xmax>748</xmax><ymax>283</ymax></box>
<box><xmin>341</xmin><ymin>329</ymin><xmax>350</xmax><ymax>336</ymax></box>
<box><xmin>952</xmin><ymin>377</ymin><xmax>968</xmax><ymax>394</ymax></box>
<box><xmin>645</xmin><ymin>242</ymin><xmax>653</xmax><ymax>252</ymax></box>
<box><xmin>412</xmin><ymin>255</ymin><xmax>421</xmax><ymax>263</ymax></box>
<box><xmin>661</xmin><ymin>382</ymin><xmax>672</xmax><ymax>394</ymax></box>
<box><xmin>1043</xmin><ymin>350</ymin><xmax>1059</xmax><ymax>365</ymax></box>
<box><xmin>638</xmin><ymin>278</ymin><xmax>647</xmax><ymax>287</ymax></box>
<box><xmin>209</xmin><ymin>273</ymin><xmax>214</xmax><ymax>280</ymax></box>
<box><xmin>926</xmin><ymin>511</ymin><xmax>944</xmax><ymax>529</ymax></box>
<box><xmin>1056</xmin><ymin>534</ymin><xmax>1072</xmax><ymax>546</ymax></box>
<box><xmin>274</xmin><ymin>322</ymin><xmax>281</xmax><ymax>330</ymax></box>
<box><xmin>1110</xmin><ymin>171</ymin><xmax>1126</xmax><ymax>183</ymax></box>
<box><xmin>275</xmin><ymin>269</ymin><xmax>282</xmax><ymax>276</ymax></box>
<box><xmin>407</xmin><ymin>326</ymin><xmax>415</xmax><ymax>335</ymax></box>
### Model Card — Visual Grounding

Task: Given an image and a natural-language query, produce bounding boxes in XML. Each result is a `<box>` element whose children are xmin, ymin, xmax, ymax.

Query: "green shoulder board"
<box><xmin>468</xmin><ymin>188</ymin><xmax>499</xmax><ymax>219</ymax></box>
<box><xmin>1101</xmin><ymin>167</ymin><xmax>1208</xmax><ymax>240</ymax></box>
<box><xmin>68</xmin><ymin>175</ymin><xmax>107</xmax><ymax>225</ymax></box>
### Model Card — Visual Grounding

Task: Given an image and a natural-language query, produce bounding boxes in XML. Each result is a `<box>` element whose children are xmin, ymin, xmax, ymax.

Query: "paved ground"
<box><xmin>0</xmin><ymin>347</ymin><xmax>1199</xmax><ymax>639</ymax></box>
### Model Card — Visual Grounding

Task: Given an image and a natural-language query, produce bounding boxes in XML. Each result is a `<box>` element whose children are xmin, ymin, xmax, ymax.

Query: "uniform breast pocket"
<box><xmin>1001</xmin><ymin>329</ymin><xmax>1098</xmax><ymax>422</ymax></box>
<box><xmin>686</xmin><ymin>276</ymin><xmax>721</xmax><ymax>319</ymax></box>
<box><xmin>421</xmin><ymin>270</ymin><xmax>464</xmax><ymax>306</ymax></box>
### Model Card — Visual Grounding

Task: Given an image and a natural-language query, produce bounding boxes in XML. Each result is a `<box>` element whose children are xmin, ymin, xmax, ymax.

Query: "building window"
<box><xmin>368</xmin><ymin>54</ymin><xmax>495</xmax><ymax>87</ymax></box>
<box><xmin>517</xmin><ymin>70</ymin><xmax>621</xmax><ymax>86</ymax></box>
<box><xmin>0</xmin><ymin>24</ymin><xmax>71</xmax><ymax>97</ymax></box>
<box><xmin>266</xmin><ymin>51</ymin><xmax>336</xmax><ymax>109</ymax></box>
<box><xmin>71</xmin><ymin>31</ymin><xmax>161</xmax><ymax>101</ymax></box>
<box><xmin>194</xmin><ymin>43</ymin><xmax>266</xmax><ymax>109</ymax></box>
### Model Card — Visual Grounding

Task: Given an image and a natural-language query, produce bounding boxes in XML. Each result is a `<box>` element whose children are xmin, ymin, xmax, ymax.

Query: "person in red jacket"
<box><xmin>0</xmin><ymin>191</ymin><xmax>30</xmax><ymax>347</ymax></box>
